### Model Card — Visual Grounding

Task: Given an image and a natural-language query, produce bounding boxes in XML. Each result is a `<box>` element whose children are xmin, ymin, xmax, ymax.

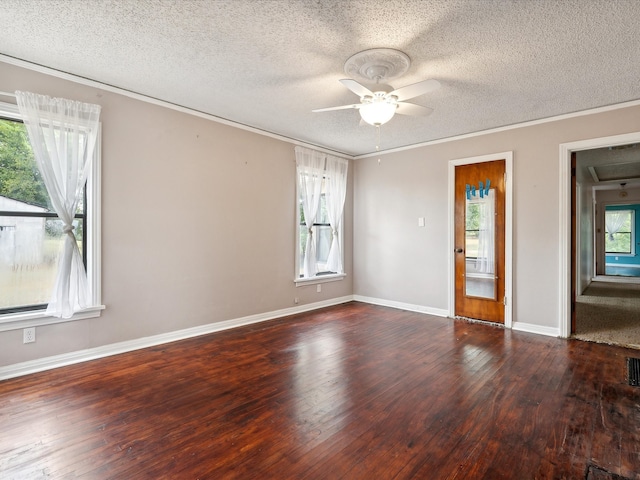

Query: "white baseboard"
<box><xmin>353</xmin><ymin>295</ymin><xmax>449</xmax><ymax>317</ymax></box>
<box><xmin>355</xmin><ymin>296</ymin><xmax>563</xmax><ymax>338</ymax></box>
<box><xmin>0</xmin><ymin>296</ymin><xmax>354</xmax><ymax>381</ymax></box>
<box><xmin>512</xmin><ymin>321</ymin><xmax>560</xmax><ymax>338</ymax></box>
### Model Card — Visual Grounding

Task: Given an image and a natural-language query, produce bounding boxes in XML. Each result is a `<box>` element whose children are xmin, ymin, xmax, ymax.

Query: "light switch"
<box><xmin>418</xmin><ymin>217</ymin><xmax>425</xmax><ymax>227</ymax></box>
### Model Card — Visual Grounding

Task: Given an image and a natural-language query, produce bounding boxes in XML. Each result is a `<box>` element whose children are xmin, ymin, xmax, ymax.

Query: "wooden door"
<box><xmin>454</xmin><ymin>160</ymin><xmax>506</xmax><ymax>323</ymax></box>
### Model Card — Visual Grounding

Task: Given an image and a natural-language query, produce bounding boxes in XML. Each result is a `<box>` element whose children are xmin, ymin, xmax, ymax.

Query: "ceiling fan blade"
<box><xmin>390</xmin><ymin>79</ymin><xmax>441</xmax><ymax>102</ymax></box>
<box><xmin>312</xmin><ymin>103</ymin><xmax>361</xmax><ymax>113</ymax></box>
<box><xmin>339</xmin><ymin>79</ymin><xmax>374</xmax><ymax>98</ymax></box>
<box><xmin>395</xmin><ymin>102</ymin><xmax>434</xmax><ymax>116</ymax></box>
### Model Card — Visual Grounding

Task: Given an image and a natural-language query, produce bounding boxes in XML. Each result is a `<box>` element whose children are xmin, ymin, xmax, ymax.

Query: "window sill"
<box><xmin>0</xmin><ymin>305</ymin><xmax>105</xmax><ymax>332</ymax></box>
<box><xmin>294</xmin><ymin>273</ymin><xmax>346</xmax><ymax>287</ymax></box>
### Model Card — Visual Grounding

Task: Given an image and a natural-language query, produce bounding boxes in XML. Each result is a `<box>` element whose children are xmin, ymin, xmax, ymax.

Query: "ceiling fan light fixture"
<box><xmin>359</xmin><ymin>101</ymin><xmax>397</xmax><ymax>126</ymax></box>
<box><xmin>312</xmin><ymin>48</ymin><xmax>440</xmax><ymax>128</ymax></box>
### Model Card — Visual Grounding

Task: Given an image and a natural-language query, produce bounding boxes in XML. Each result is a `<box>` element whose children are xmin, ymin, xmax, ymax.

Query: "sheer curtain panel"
<box><xmin>325</xmin><ymin>155</ymin><xmax>348</xmax><ymax>273</ymax></box>
<box><xmin>475</xmin><ymin>192</ymin><xmax>495</xmax><ymax>274</ymax></box>
<box><xmin>16</xmin><ymin>91</ymin><xmax>101</xmax><ymax>318</ymax></box>
<box><xmin>605</xmin><ymin>210</ymin><xmax>627</xmax><ymax>241</ymax></box>
<box><xmin>295</xmin><ymin>146</ymin><xmax>326</xmax><ymax>278</ymax></box>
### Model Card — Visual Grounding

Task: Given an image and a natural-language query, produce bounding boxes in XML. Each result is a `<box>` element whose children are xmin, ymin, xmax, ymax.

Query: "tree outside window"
<box><xmin>0</xmin><ymin>117</ymin><xmax>85</xmax><ymax>312</ymax></box>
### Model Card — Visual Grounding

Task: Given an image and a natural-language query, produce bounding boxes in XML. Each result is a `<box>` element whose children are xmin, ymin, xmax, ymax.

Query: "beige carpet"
<box><xmin>574</xmin><ymin>281</ymin><xmax>640</xmax><ymax>349</ymax></box>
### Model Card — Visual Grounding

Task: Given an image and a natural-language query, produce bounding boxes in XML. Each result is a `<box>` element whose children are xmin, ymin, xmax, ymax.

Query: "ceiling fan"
<box><xmin>313</xmin><ymin>78</ymin><xmax>440</xmax><ymax>126</ymax></box>
<box><xmin>312</xmin><ymin>48</ymin><xmax>441</xmax><ymax>127</ymax></box>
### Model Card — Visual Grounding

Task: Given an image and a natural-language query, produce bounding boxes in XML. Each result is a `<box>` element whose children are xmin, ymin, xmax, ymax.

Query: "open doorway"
<box><xmin>561</xmin><ymin>135</ymin><xmax>640</xmax><ymax>348</ymax></box>
<box><xmin>579</xmin><ymin>145</ymin><xmax>640</xmax><ymax>281</ymax></box>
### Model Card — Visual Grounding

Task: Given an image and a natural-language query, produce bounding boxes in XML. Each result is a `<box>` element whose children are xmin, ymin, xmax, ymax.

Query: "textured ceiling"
<box><xmin>1</xmin><ymin>0</ymin><xmax>640</xmax><ymax>156</ymax></box>
<box><xmin>577</xmin><ymin>144</ymin><xmax>640</xmax><ymax>186</ymax></box>
<box><xmin>593</xmin><ymin>162</ymin><xmax>640</xmax><ymax>183</ymax></box>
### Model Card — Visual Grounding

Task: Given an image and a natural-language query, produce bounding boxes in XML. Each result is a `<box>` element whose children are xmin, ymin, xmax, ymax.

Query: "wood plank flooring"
<box><xmin>1</xmin><ymin>302</ymin><xmax>639</xmax><ymax>479</ymax></box>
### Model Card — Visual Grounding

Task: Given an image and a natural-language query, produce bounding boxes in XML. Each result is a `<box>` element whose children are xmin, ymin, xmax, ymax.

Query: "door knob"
<box><xmin>454</xmin><ymin>248</ymin><xmax>463</xmax><ymax>253</ymax></box>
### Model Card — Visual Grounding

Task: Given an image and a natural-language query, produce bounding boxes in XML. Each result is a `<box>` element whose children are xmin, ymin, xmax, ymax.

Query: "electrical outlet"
<box><xmin>23</xmin><ymin>327</ymin><xmax>36</xmax><ymax>344</ymax></box>
<box><xmin>316</xmin><ymin>284</ymin><xmax>322</xmax><ymax>293</ymax></box>
<box><xmin>294</xmin><ymin>297</ymin><xmax>299</xmax><ymax>304</ymax></box>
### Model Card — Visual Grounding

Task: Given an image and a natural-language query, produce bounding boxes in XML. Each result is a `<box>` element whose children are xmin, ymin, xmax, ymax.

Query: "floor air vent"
<box><xmin>586</xmin><ymin>463</ymin><xmax>631</xmax><ymax>479</ymax></box>
<box><xmin>627</xmin><ymin>358</ymin><xmax>640</xmax><ymax>387</ymax></box>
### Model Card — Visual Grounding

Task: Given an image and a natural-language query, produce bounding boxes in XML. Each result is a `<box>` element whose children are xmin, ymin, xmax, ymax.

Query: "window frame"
<box><xmin>294</xmin><ymin>171</ymin><xmax>346</xmax><ymax>286</ymax></box>
<box><xmin>0</xmin><ymin>101</ymin><xmax>104</xmax><ymax>331</ymax></box>
<box><xmin>604</xmin><ymin>208</ymin><xmax>635</xmax><ymax>256</ymax></box>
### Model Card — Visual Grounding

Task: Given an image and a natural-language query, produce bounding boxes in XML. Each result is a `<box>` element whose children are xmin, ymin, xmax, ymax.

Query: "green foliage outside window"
<box><xmin>0</xmin><ymin>118</ymin><xmax>49</xmax><ymax>208</ymax></box>
<box><xmin>605</xmin><ymin>211</ymin><xmax>632</xmax><ymax>254</ymax></box>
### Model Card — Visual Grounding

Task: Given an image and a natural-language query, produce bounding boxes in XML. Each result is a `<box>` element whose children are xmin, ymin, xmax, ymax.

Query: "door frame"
<box><xmin>559</xmin><ymin>131</ymin><xmax>640</xmax><ymax>338</ymax></box>
<box><xmin>448</xmin><ymin>151</ymin><xmax>513</xmax><ymax>328</ymax></box>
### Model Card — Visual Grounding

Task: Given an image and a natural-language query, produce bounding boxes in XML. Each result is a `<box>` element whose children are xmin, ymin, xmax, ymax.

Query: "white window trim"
<box><xmin>0</xmin><ymin>100</ymin><xmax>104</xmax><ymax>331</ymax></box>
<box><xmin>294</xmin><ymin>273</ymin><xmax>346</xmax><ymax>286</ymax></box>
<box><xmin>604</xmin><ymin>208</ymin><xmax>636</xmax><ymax>257</ymax></box>
<box><xmin>294</xmin><ymin>172</ymin><xmax>346</xmax><ymax>286</ymax></box>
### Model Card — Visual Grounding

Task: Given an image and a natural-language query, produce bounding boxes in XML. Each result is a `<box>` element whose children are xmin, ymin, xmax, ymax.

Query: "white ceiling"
<box><xmin>1</xmin><ymin>0</ymin><xmax>640</xmax><ymax>156</ymax></box>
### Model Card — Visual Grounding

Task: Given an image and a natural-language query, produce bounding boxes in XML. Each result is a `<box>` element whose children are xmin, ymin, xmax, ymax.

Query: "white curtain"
<box><xmin>605</xmin><ymin>210</ymin><xmax>627</xmax><ymax>241</ymax></box>
<box><xmin>325</xmin><ymin>155</ymin><xmax>348</xmax><ymax>273</ymax></box>
<box><xmin>16</xmin><ymin>91</ymin><xmax>101</xmax><ymax>318</ymax></box>
<box><xmin>295</xmin><ymin>146</ymin><xmax>326</xmax><ymax>278</ymax></box>
<box><xmin>475</xmin><ymin>191</ymin><xmax>495</xmax><ymax>274</ymax></box>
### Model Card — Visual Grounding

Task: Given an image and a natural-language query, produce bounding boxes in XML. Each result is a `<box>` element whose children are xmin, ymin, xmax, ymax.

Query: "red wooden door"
<box><xmin>454</xmin><ymin>160</ymin><xmax>506</xmax><ymax>324</ymax></box>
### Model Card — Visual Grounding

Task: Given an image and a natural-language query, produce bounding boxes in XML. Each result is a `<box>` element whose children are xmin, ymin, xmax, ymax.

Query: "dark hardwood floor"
<box><xmin>1</xmin><ymin>302</ymin><xmax>639</xmax><ymax>479</ymax></box>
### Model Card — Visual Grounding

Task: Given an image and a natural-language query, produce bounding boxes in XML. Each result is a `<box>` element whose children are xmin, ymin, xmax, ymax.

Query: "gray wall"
<box><xmin>353</xmin><ymin>106</ymin><xmax>640</xmax><ymax>330</ymax></box>
<box><xmin>577</xmin><ymin>181</ymin><xmax>595</xmax><ymax>294</ymax></box>
<box><xmin>3</xmin><ymin>57</ymin><xmax>640</xmax><ymax>370</ymax></box>
<box><xmin>0</xmin><ymin>61</ymin><xmax>354</xmax><ymax>367</ymax></box>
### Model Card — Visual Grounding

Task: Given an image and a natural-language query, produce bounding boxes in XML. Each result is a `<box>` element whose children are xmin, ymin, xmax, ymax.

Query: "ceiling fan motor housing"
<box><xmin>344</xmin><ymin>48</ymin><xmax>411</xmax><ymax>84</ymax></box>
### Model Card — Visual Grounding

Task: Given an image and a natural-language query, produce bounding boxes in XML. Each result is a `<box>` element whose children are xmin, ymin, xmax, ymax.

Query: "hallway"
<box><xmin>574</xmin><ymin>281</ymin><xmax>640</xmax><ymax>349</ymax></box>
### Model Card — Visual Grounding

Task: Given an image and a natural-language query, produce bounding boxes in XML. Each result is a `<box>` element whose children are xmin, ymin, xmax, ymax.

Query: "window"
<box><xmin>605</xmin><ymin>209</ymin><xmax>634</xmax><ymax>255</ymax></box>
<box><xmin>0</xmin><ymin>101</ymin><xmax>102</xmax><ymax>327</ymax></box>
<box><xmin>298</xmin><ymin>178</ymin><xmax>333</xmax><ymax>277</ymax></box>
<box><xmin>465</xmin><ymin>201</ymin><xmax>482</xmax><ymax>260</ymax></box>
<box><xmin>294</xmin><ymin>146</ymin><xmax>348</xmax><ymax>284</ymax></box>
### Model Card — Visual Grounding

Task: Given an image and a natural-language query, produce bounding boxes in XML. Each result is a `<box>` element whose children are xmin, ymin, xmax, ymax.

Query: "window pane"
<box><xmin>605</xmin><ymin>210</ymin><xmax>633</xmax><ymax>254</ymax></box>
<box><xmin>317</xmin><ymin>192</ymin><xmax>329</xmax><ymax>224</ymax></box>
<box><xmin>465</xmin><ymin>203</ymin><xmax>481</xmax><ymax>258</ymax></box>
<box><xmin>299</xmin><ymin>227</ymin><xmax>308</xmax><ymax>276</ymax></box>
<box><xmin>0</xmin><ymin>118</ymin><xmax>51</xmax><ymax>210</ymax></box>
<box><xmin>298</xmin><ymin>225</ymin><xmax>334</xmax><ymax>276</ymax></box>
<box><xmin>606</xmin><ymin>232</ymin><xmax>631</xmax><ymax>254</ymax></box>
<box><xmin>0</xmin><ymin>217</ymin><xmax>82</xmax><ymax>309</ymax></box>
<box><xmin>315</xmin><ymin>225</ymin><xmax>332</xmax><ymax>272</ymax></box>
<box><xmin>298</xmin><ymin>181</ymin><xmax>329</xmax><ymax>224</ymax></box>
